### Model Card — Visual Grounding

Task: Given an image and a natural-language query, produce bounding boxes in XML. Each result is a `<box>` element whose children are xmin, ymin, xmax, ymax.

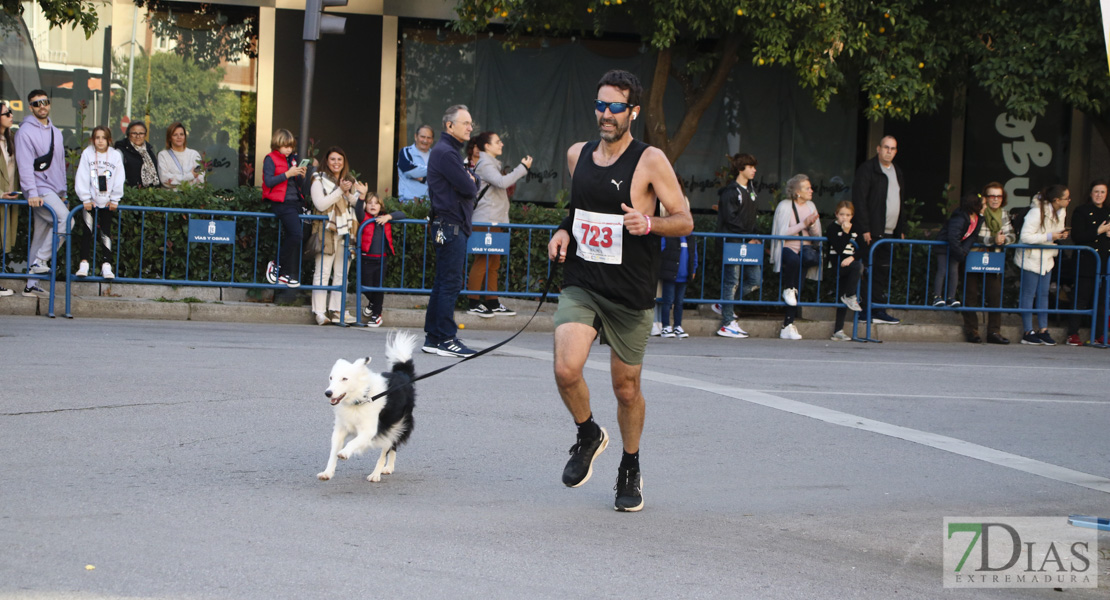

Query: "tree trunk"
<box><xmin>642</xmin><ymin>34</ymin><xmax>743</xmax><ymax>165</ymax></box>
<box><xmin>1087</xmin><ymin>110</ymin><xmax>1110</xmax><ymax>163</ymax></box>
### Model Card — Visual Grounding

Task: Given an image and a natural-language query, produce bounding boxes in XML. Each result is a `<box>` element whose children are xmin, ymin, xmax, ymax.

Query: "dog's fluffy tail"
<box><xmin>385</xmin><ymin>330</ymin><xmax>419</xmax><ymax>377</ymax></box>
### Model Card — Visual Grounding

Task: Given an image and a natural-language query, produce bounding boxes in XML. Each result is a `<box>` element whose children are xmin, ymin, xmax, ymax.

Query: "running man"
<box><xmin>547</xmin><ymin>70</ymin><xmax>693</xmax><ymax>512</ymax></box>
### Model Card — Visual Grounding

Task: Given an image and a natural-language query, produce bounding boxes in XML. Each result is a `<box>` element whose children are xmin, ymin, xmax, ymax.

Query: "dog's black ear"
<box><xmin>353</xmin><ymin>357</ymin><xmax>370</xmax><ymax>367</ymax></box>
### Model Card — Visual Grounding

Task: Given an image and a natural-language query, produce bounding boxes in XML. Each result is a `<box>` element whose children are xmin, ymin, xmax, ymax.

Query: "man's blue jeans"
<box><xmin>424</xmin><ymin>222</ymin><xmax>467</xmax><ymax>345</ymax></box>
<box><xmin>719</xmin><ymin>263</ymin><xmax>761</xmax><ymax>326</ymax></box>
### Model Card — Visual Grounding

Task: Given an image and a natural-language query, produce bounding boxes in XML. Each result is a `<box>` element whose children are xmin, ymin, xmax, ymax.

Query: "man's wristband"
<box><xmin>644</xmin><ymin>215</ymin><xmax>651</xmax><ymax>235</ymax></box>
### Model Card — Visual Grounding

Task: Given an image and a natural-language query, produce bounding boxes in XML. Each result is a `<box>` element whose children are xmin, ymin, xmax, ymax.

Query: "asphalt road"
<box><xmin>1</xmin><ymin>316</ymin><xmax>1108</xmax><ymax>599</ymax></box>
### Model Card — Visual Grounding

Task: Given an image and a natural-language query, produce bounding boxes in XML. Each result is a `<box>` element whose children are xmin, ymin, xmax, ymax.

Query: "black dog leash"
<box><xmin>370</xmin><ymin>263</ymin><xmax>560</xmax><ymax>400</ymax></box>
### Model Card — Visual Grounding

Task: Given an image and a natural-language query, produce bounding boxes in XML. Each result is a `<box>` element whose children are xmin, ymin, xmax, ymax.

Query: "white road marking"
<box><xmin>496</xmin><ymin>345</ymin><xmax>1110</xmax><ymax>495</ymax></box>
<box><xmin>646</xmin><ymin>354</ymin><xmax>1110</xmax><ymax>372</ymax></box>
<box><xmin>748</xmin><ymin>389</ymin><xmax>1107</xmax><ymax>405</ymax></box>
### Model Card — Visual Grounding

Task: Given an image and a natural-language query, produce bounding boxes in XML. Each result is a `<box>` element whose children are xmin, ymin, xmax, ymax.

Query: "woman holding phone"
<box><xmin>309</xmin><ymin>146</ymin><xmax>360</xmax><ymax>325</ymax></box>
<box><xmin>74</xmin><ymin>126</ymin><xmax>124</xmax><ymax>279</ymax></box>
<box><xmin>157</xmin><ymin>122</ymin><xmax>205</xmax><ymax>189</ymax></box>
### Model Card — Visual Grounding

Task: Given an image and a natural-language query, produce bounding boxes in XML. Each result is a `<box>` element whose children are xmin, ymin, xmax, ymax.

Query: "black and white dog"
<box><xmin>317</xmin><ymin>331</ymin><xmax>418</xmax><ymax>482</ymax></box>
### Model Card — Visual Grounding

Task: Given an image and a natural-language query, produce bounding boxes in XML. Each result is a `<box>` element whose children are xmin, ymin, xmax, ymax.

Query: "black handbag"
<box><xmin>33</xmin><ymin>131</ymin><xmax>55</xmax><ymax>172</ymax></box>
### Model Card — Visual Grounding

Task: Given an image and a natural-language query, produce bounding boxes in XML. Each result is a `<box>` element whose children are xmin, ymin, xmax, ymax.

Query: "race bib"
<box><xmin>572</xmin><ymin>208</ymin><xmax>623</xmax><ymax>264</ymax></box>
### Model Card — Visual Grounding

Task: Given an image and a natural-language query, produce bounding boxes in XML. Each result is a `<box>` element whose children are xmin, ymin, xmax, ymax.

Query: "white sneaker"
<box><xmin>716</xmin><ymin>320</ymin><xmax>749</xmax><ymax>339</ymax></box>
<box><xmin>711</xmin><ymin>303</ymin><xmax>723</xmax><ymax>315</ymax></box>
<box><xmin>0</xmin><ymin>286</ymin><xmax>13</xmax><ymax>297</ymax></box>
<box><xmin>780</xmin><ymin>323</ymin><xmax>802</xmax><ymax>340</ymax></box>
<box><xmin>342</xmin><ymin>311</ymin><xmax>357</xmax><ymax>324</ymax></box>
<box><xmin>840</xmin><ymin>294</ymin><xmax>861</xmax><ymax>312</ymax></box>
<box><xmin>830</xmin><ymin>329</ymin><xmax>851</xmax><ymax>341</ymax></box>
<box><xmin>674</xmin><ymin>325</ymin><xmax>689</xmax><ymax>339</ymax></box>
<box><xmin>265</xmin><ymin>261</ymin><xmax>277</xmax><ymax>284</ymax></box>
<box><xmin>661</xmin><ymin>326</ymin><xmax>676</xmax><ymax>338</ymax></box>
<box><xmin>650</xmin><ymin>322</ymin><xmax>663</xmax><ymax>336</ymax></box>
<box><xmin>101</xmin><ymin>263</ymin><xmax>115</xmax><ymax>279</ymax></box>
<box><xmin>75</xmin><ymin>261</ymin><xmax>90</xmax><ymax>277</ymax></box>
<box><xmin>314</xmin><ymin>312</ymin><xmax>330</xmax><ymax>326</ymax></box>
<box><xmin>29</xmin><ymin>260</ymin><xmax>51</xmax><ymax>274</ymax></box>
<box><xmin>782</xmin><ymin>288</ymin><xmax>798</xmax><ymax>306</ymax></box>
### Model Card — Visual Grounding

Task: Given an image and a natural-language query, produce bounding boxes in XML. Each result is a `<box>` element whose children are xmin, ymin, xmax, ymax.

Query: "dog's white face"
<box><xmin>325</xmin><ymin>357</ymin><xmax>371</xmax><ymax>406</ymax></box>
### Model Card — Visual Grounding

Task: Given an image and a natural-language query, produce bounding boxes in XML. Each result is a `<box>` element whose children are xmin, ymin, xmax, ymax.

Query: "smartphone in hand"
<box><xmin>298</xmin><ymin>159</ymin><xmax>311</xmax><ymax>168</ymax></box>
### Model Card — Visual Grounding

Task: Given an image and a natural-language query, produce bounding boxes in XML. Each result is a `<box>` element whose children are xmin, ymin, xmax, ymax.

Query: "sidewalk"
<box><xmin>0</xmin><ymin>281</ymin><xmax>1087</xmax><ymax>343</ymax></box>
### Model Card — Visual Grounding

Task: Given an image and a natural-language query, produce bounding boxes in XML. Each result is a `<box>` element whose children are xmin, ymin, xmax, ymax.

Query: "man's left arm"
<box><xmin>623</xmin><ymin>148</ymin><xmax>692</xmax><ymax>237</ymax></box>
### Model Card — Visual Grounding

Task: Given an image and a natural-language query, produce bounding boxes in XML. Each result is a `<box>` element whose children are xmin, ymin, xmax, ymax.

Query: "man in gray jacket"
<box><xmin>15</xmin><ymin>89</ymin><xmax>68</xmax><ymax>297</ymax></box>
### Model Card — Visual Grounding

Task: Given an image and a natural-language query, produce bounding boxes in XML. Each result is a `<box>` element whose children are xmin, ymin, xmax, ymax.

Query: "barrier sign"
<box><xmin>468</xmin><ymin>231</ymin><xmax>510</xmax><ymax>255</ymax></box>
<box><xmin>188</xmin><ymin>219</ymin><xmax>235</xmax><ymax>244</ymax></box>
<box><xmin>966</xmin><ymin>251</ymin><xmax>1004</xmax><ymax>274</ymax></box>
<box><xmin>723</xmin><ymin>242</ymin><xmax>763</xmax><ymax>266</ymax></box>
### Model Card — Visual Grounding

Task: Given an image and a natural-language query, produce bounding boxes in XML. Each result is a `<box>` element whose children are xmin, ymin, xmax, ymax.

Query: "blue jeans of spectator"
<box><xmin>659</xmin><ymin>280</ymin><xmax>687</xmax><ymax>328</ymax></box>
<box><xmin>268</xmin><ymin>200</ymin><xmax>303</xmax><ymax>278</ymax></box>
<box><xmin>719</xmin><ymin>264</ymin><xmax>761</xmax><ymax>326</ymax></box>
<box><xmin>931</xmin><ymin>250</ymin><xmax>963</xmax><ymax>300</ymax></box>
<box><xmin>424</xmin><ymin>222</ymin><xmax>467</xmax><ymax>345</ymax></box>
<box><xmin>1019</xmin><ymin>268</ymin><xmax>1051</xmax><ymax>332</ymax></box>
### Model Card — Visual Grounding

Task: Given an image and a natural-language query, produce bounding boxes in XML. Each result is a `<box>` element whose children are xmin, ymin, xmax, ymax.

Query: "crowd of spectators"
<box><xmin>2</xmin><ymin>88</ymin><xmax>1108</xmax><ymax>346</ymax></box>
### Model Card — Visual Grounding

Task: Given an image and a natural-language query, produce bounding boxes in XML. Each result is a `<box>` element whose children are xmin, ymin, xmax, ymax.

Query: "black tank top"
<box><xmin>564</xmin><ymin>139</ymin><xmax>659</xmax><ymax>310</ymax></box>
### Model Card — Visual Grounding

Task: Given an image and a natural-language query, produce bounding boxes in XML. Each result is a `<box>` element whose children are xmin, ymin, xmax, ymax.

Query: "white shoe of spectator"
<box><xmin>75</xmin><ymin>261</ymin><xmax>90</xmax><ymax>277</ymax></box>
<box><xmin>780</xmin><ymin>323</ymin><xmax>802</xmax><ymax>340</ymax></box>
<box><xmin>782</xmin><ymin>288</ymin><xmax>798</xmax><ymax>306</ymax></box>
<box><xmin>716</xmin><ymin>320</ymin><xmax>749</xmax><ymax>339</ymax></box>
<box><xmin>29</xmin><ymin>260</ymin><xmax>51</xmax><ymax>274</ymax></box>
<box><xmin>650</xmin><ymin>322</ymin><xmax>663</xmax><ymax>336</ymax></box>
<box><xmin>315</xmin><ymin>312</ymin><xmax>330</xmax><ymax>326</ymax></box>
<box><xmin>101</xmin><ymin>263</ymin><xmax>115</xmax><ymax>279</ymax></box>
<box><xmin>674</xmin><ymin>325</ymin><xmax>689</xmax><ymax>339</ymax></box>
<box><xmin>840</xmin><ymin>294</ymin><xmax>861</xmax><ymax>312</ymax></box>
<box><xmin>661</xmin><ymin>326</ymin><xmax>676</xmax><ymax>338</ymax></box>
<box><xmin>830</xmin><ymin>329</ymin><xmax>851</xmax><ymax>341</ymax></box>
<box><xmin>711</xmin><ymin>303</ymin><xmax>723</xmax><ymax>315</ymax></box>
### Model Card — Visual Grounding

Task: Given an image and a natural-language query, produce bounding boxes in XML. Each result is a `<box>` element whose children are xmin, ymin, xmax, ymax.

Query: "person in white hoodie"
<box><xmin>74</xmin><ymin>126</ymin><xmax>124</xmax><ymax>279</ymax></box>
<box><xmin>1015</xmin><ymin>184</ymin><xmax>1071</xmax><ymax>346</ymax></box>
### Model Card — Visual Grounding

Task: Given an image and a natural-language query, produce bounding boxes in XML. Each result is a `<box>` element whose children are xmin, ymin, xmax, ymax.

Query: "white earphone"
<box><xmin>632</xmin><ymin>112</ymin><xmax>638</xmax><ymax>120</ymax></box>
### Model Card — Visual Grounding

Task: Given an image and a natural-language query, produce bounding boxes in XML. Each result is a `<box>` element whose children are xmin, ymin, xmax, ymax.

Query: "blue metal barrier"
<box><xmin>1</xmin><ymin>198</ymin><xmax>62</xmax><ymax>317</ymax></box>
<box><xmin>62</xmin><ymin>205</ymin><xmax>351</xmax><ymax>324</ymax></box>
<box><xmin>686</xmin><ymin>232</ymin><xmax>869</xmax><ymax>340</ymax></box>
<box><xmin>864</xmin><ymin>238</ymin><xmax>1103</xmax><ymax>343</ymax></box>
<box><xmin>352</xmin><ymin>218</ymin><xmax>560</xmax><ymax>319</ymax></box>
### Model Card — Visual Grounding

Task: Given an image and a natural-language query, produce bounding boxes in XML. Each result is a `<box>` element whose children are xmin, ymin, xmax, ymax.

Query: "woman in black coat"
<box><xmin>931</xmin><ymin>192</ymin><xmax>983</xmax><ymax>308</ymax></box>
<box><xmin>1065</xmin><ymin>179</ymin><xmax>1110</xmax><ymax>345</ymax></box>
<box><xmin>113</xmin><ymin>120</ymin><xmax>161</xmax><ymax>188</ymax></box>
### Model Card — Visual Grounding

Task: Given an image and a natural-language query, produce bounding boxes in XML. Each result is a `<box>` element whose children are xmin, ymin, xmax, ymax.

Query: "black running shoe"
<box><xmin>614</xmin><ymin>465</ymin><xmax>644</xmax><ymax>512</ymax></box>
<box><xmin>562</xmin><ymin>427</ymin><xmax>608</xmax><ymax>487</ymax></box>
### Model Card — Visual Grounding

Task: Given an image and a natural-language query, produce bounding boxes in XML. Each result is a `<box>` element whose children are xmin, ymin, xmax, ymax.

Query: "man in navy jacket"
<box><xmin>422</xmin><ymin>105</ymin><xmax>480</xmax><ymax>357</ymax></box>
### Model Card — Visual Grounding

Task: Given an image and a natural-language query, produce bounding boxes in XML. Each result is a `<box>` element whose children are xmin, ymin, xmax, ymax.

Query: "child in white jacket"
<box><xmin>74</xmin><ymin>126</ymin><xmax>125</xmax><ymax>279</ymax></box>
<box><xmin>1015</xmin><ymin>184</ymin><xmax>1071</xmax><ymax>345</ymax></box>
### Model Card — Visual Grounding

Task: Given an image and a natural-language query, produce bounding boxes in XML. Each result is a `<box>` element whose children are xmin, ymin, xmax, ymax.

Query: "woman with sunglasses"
<box><xmin>114</xmin><ymin>121</ymin><xmax>160</xmax><ymax>188</ymax></box>
<box><xmin>157</xmin><ymin>122</ymin><xmax>205</xmax><ymax>189</ymax></box>
<box><xmin>0</xmin><ymin>101</ymin><xmax>19</xmax><ymax>296</ymax></box>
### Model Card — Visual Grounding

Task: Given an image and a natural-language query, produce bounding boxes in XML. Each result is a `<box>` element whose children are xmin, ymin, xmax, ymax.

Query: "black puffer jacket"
<box><xmin>716</xmin><ymin>181</ymin><xmax>758</xmax><ymax>240</ymax></box>
<box><xmin>114</xmin><ymin>140</ymin><xmax>160</xmax><ymax>188</ymax></box>
<box><xmin>936</xmin><ymin>210</ymin><xmax>980</xmax><ymax>262</ymax></box>
<box><xmin>1071</xmin><ymin>202</ymin><xmax>1110</xmax><ymax>278</ymax></box>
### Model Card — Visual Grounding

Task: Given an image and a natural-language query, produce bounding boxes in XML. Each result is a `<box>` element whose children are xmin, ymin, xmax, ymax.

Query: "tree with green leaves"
<box><xmin>1</xmin><ymin>0</ymin><xmax>100</xmax><ymax>38</ymax></box>
<box><xmin>453</xmin><ymin>0</ymin><xmax>1110</xmax><ymax>160</ymax></box>
<box><xmin>111</xmin><ymin>51</ymin><xmax>242</xmax><ymax>150</ymax></box>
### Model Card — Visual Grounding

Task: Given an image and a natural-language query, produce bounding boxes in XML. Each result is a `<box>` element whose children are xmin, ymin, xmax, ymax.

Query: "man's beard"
<box><xmin>598</xmin><ymin>115</ymin><xmax>628</xmax><ymax>142</ymax></box>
